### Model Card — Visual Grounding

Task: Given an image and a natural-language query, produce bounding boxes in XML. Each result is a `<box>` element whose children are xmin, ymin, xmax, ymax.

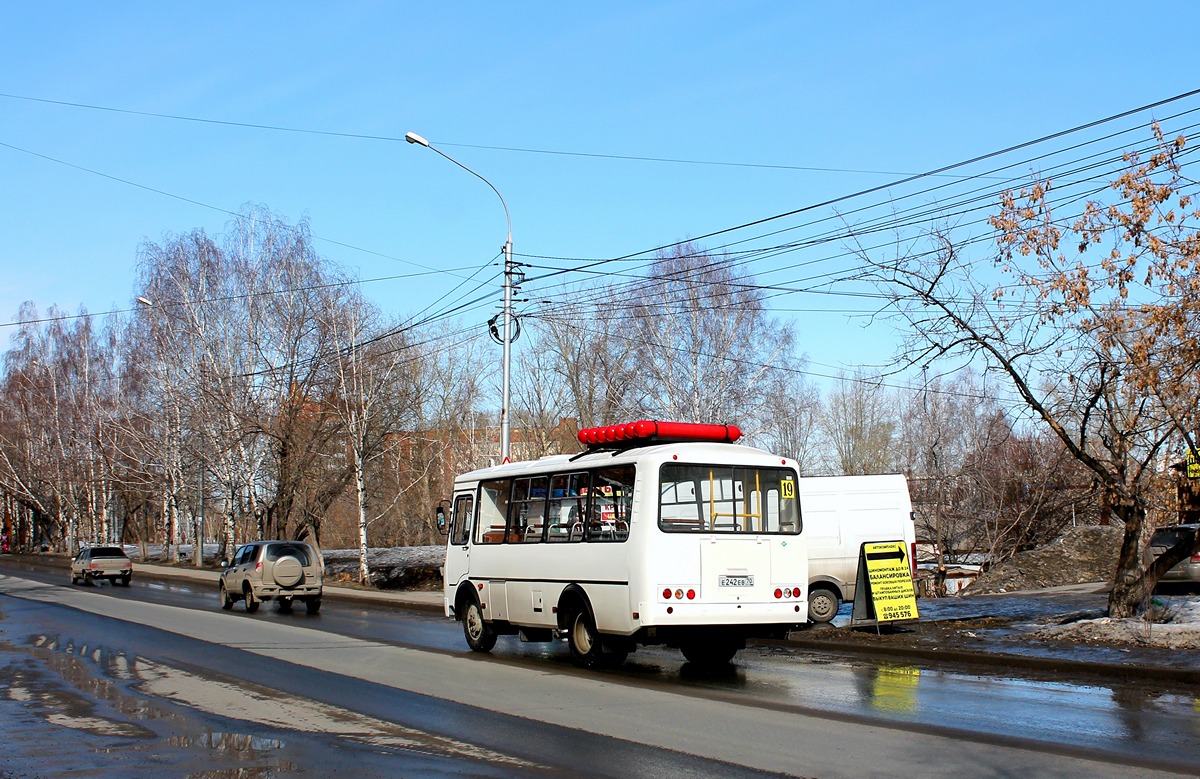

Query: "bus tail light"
<box><xmin>686</xmin><ymin>589</ymin><xmax>696</xmax><ymax>600</ymax></box>
<box><xmin>774</xmin><ymin>588</ymin><xmax>782</xmax><ymax>599</ymax></box>
<box><xmin>663</xmin><ymin>588</ymin><xmax>673</xmax><ymax>599</ymax></box>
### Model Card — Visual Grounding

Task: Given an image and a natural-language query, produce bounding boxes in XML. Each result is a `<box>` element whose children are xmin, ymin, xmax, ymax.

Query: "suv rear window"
<box><xmin>1150</xmin><ymin>525</ymin><xmax>1200</xmax><ymax>547</ymax></box>
<box><xmin>265</xmin><ymin>543</ymin><xmax>313</xmax><ymax>565</ymax></box>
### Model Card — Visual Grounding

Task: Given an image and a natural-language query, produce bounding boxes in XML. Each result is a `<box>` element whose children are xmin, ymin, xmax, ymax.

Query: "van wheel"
<box><xmin>462</xmin><ymin>597</ymin><xmax>496</xmax><ymax>652</ymax></box>
<box><xmin>808</xmin><ymin>588</ymin><xmax>840</xmax><ymax>623</ymax></box>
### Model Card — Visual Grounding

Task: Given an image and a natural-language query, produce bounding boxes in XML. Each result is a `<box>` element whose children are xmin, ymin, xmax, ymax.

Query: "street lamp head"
<box><xmin>136</xmin><ymin>296</ymin><xmax>153</xmax><ymax>307</ymax></box>
<box><xmin>403</xmin><ymin>130</ymin><xmax>514</xmax><ymax>461</ymax></box>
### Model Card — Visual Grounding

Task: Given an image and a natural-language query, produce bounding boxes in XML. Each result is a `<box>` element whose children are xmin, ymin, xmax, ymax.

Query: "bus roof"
<box><xmin>453</xmin><ymin>440</ymin><xmax>790</xmax><ymax>484</ymax></box>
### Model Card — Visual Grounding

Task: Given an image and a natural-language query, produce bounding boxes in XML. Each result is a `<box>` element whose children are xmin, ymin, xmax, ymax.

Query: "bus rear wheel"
<box><xmin>680</xmin><ymin>637</ymin><xmax>741</xmax><ymax>667</ymax></box>
<box><xmin>462</xmin><ymin>597</ymin><xmax>497</xmax><ymax>652</ymax></box>
<box><xmin>567</xmin><ymin>609</ymin><xmax>627</xmax><ymax>668</ymax></box>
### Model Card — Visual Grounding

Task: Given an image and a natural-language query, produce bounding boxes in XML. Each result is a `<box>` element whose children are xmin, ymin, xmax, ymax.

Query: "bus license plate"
<box><xmin>719</xmin><ymin>575</ymin><xmax>754</xmax><ymax>587</ymax></box>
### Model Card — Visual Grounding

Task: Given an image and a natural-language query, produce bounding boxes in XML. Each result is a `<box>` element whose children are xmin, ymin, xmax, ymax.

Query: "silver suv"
<box><xmin>1145</xmin><ymin>524</ymin><xmax>1200</xmax><ymax>593</ymax></box>
<box><xmin>219</xmin><ymin>541</ymin><xmax>323</xmax><ymax>614</ymax></box>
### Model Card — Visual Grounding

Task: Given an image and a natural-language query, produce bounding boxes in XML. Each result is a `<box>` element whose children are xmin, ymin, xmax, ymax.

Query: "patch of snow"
<box><xmin>1030</xmin><ymin>594</ymin><xmax>1200</xmax><ymax>649</ymax></box>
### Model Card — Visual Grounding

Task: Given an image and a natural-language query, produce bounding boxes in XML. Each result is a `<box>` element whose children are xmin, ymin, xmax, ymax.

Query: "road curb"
<box><xmin>768</xmin><ymin>633</ymin><xmax>1200</xmax><ymax>685</ymax></box>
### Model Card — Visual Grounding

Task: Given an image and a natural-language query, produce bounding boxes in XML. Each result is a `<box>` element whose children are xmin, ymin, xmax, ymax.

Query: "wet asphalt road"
<box><xmin>2</xmin><ymin>556</ymin><xmax>1199</xmax><ymax>777</ymax></box>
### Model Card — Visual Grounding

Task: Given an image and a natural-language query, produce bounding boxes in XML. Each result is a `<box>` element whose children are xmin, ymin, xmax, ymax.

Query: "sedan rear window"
<box><xmin>90</xmin><ymin>547</ymin><xmax>128</xmax><ymax>558</ymax></box>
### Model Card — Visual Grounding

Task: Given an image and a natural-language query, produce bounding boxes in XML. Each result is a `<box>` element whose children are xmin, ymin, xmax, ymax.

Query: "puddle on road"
<box><xmin>0</xmin><ymin>633</ymin><xmax>298</xmax><ymax>778</ymax></box>
<box><xmin>0</xmin><ymin>625</ymin><xmax>547</xmax><ymax>777</ymax></box>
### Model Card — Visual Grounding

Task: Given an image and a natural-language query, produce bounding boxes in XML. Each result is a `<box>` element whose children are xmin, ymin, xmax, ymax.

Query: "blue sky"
<box><xmin>3</xmin><ymin>2</ymin><xmax>1199</xmax><ymax>386</ymax></box>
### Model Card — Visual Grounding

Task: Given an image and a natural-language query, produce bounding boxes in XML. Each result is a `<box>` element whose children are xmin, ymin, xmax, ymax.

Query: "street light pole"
<box><xmin>406</xmin><ymin>132</ymin><xmax>515</xmax><ymax>462</ymax></box>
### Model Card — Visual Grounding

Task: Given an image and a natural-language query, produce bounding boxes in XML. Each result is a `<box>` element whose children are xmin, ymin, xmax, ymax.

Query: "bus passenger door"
<box><xmin>445</xmin><ymin>492</ymin><xmax>474</xmax><ymax>591</ymax></box>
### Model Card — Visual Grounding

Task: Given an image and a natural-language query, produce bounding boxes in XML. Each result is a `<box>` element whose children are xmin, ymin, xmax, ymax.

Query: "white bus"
<box><xmin>438</xmin><ymin>420</ymin><xmax>808</xmax><ymax>668</ymax></box>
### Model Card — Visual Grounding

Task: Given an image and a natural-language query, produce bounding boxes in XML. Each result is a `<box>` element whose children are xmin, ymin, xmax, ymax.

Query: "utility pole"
<box><xmin>406</xmin><ymin>131</ymin><xmax>516</xmax><ymax>462</ymax></box>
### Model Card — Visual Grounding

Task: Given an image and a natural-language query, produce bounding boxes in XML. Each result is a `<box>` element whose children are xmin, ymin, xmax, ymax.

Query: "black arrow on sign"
<box><xmin>866</xmin><ymin>546</ymin><xmax>907</xmax><ymax>563</ymax></box>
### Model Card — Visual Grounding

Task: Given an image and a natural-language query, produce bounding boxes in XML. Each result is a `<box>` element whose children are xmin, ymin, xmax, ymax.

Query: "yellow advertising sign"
<box><xmin>861</xmin><ymin>541</ymin><xmax>919</xmax><ymax>623</ymax></box>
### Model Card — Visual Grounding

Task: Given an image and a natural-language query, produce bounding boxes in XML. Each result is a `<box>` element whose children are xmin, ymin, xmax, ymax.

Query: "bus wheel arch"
<box><xmin>558</xmin><ymin>586</ymin><xmax>628</xmax><ymax>668</ymax></box>
<box><xmin>458</xmin><ymin>584</ymin><xmax>497</xmax><ymax>653</ymax></box>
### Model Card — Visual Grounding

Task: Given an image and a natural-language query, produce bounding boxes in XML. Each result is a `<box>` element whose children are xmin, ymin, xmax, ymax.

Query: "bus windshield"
<box><xmin>658</xmin><ymin>463</ymin><xmax>799</xmax><ymax>534</ymax></box>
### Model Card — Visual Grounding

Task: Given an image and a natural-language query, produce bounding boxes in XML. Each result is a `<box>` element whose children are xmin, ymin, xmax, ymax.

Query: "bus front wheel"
<box><xmin>462</xmin><ymin>597</ymin><xmax>497</xmax><ymax>652</ymax></box>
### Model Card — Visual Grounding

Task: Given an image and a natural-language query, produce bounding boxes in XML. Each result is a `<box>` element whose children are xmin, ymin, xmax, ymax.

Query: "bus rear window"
<box><xmin>658</xmin><ymin>464</ymin><xmax>799</xmax><ymax>534</ymax></box>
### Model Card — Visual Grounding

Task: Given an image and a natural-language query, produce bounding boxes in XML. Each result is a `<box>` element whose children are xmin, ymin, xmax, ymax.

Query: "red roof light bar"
<box><xmin>577</xmin><ymin>420</ymin><xmax>742</xmax><ymax>448</ymax></box>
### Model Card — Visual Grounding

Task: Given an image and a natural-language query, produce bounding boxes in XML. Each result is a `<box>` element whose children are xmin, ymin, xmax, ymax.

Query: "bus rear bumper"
<box><xmin>637</xmin><ymin>601</ymin><xmax>806</xmax><ymax>630</ymax></box>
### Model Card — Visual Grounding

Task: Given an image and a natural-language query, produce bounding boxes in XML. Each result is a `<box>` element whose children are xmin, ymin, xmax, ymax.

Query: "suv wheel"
<box><xmin>243</xmin><ymin>586</ymin><xmax>260</xmax><ymax>613</ymax></box>
<box><xmin>305</xmin><ymin>596</ymin><xmax>321</xmax><ymax>615</ymax></box>
<box><xmin>219</xmin><ymin>583</ymin><xmax>234</xmax><ymax>610</ymax></box>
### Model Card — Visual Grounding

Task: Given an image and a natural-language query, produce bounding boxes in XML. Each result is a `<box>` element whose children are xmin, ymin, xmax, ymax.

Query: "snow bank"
<box><xmin>1030</xmin><ymin>595</ymin><xmax>1200</xmax><ymax>649</ymax></box>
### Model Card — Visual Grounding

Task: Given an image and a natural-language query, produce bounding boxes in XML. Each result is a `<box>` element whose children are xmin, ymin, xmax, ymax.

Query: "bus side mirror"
<box><xmin>435</xmin><ymin>503</ymin><xmax>450</xmax><ymax>535</ymax></box>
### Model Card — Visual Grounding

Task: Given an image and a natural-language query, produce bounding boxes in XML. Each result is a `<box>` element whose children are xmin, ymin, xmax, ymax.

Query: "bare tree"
<box><xmin>324</xmin><ymin>294</ymin><xmax>426</xmax><ymax>583</ymax></box>
<box><xmin>536</xmin><ymin>286</ymin><xmax>644</xmax><ymax>430</ymax></box>
<box><xmin>822</xmin><ymin>371</ymin><xmax>895</xmax><ymax>475</ymax></box>
<box><xmin>631</xmin><ymin>243</ymin><xmax>799</xmax><ymax>426</ymax></box>
<box><xmin>755</xmin><ymin>370</ymin><xmax>823</xmax><ymax>474</ymax></box>
<box><xmin>863</xmin><ymin>125</ymin><xmax>1200</xmax><ymax>616</ymax></box>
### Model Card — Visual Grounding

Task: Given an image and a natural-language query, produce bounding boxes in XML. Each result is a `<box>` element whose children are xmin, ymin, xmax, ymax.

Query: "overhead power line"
<box><xmin>0</xmin><ymin>90</ymin><xmax>996</xmax><ymax>179</ymax></box>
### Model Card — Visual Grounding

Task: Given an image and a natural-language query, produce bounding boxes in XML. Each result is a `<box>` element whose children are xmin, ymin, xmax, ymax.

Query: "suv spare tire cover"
<box><xmin>273</xmin><ymin>555</ymin><xmax>304</xmax><ymax>588</ymax></box>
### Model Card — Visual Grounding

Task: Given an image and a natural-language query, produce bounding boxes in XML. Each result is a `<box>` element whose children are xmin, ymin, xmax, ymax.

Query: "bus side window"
<box><xmin>587</xmin><ymin>465</ymin><xmax>635</xmax><ymax>542</ymax></box>
<box><xmin>476</xmin><ymin>479</ymin><xmax>511</xmax><ymax>544</ymax></box>
<box><xmin>450</xmin><ymin>494</ymin><xmax>473</xmax><ymax>546</ymax></box>
<box><xmin>547</xmin><ymin>472</ymin><xmax>589</xmax><ymax>543</ymax></box>
<box><xmin>511</xmin><ymin>476</ymin><xmax>548</xmax><ymax>543</ymax></box>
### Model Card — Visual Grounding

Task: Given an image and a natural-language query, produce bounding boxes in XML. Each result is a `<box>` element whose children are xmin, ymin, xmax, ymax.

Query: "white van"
<box><xmin>800</xmin><ymin>474</ymin><xmax>916</xmax><ymax>622</ymax></box>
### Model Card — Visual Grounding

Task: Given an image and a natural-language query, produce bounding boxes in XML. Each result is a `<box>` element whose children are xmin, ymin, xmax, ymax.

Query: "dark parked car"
<box><xmin>70</xmin><ymin>546</ymin><xmax>133</xmax><ymax>586</ymax></box>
